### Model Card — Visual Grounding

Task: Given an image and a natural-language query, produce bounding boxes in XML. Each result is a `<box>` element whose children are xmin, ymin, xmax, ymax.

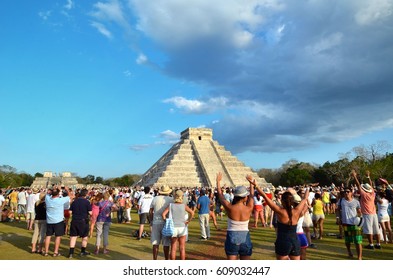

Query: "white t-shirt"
<box><xmin>340</xmin><ymin>198</ymin><xmax>360</xmax><ymax>225</ymax></box>
<box><xmin>26</xmin><ymin>193</ymin><xmax>39</xmax><ymax>213</ymax></box>
<box><xmin>138</xmin><ymin>194</ymin><xmax>153</xmax><ymax>214</ymax></box>
<box><xmin>0</xmin><ymin>195</ymin><xmax>5</xmax><ymax>208</ymax></box>
<box><xmin>17</xmin><ymin>191</ymin><xmax>27</xmax><ymax>205</ymax></box>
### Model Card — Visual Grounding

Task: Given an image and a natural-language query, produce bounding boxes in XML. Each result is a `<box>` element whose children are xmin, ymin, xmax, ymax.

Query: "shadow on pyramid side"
<box><xmin>134</xmin><ymin>127</ymin><xmax>272</xmax><ymax>189</ymax></box>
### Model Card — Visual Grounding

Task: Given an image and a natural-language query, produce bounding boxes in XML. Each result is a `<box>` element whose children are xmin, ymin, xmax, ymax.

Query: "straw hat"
<box><xmin>361</xmin><ymin>183</ymin><xmax>372</xmax><ymax>193</ymax></box>
<box><xmin>233</xmin><ymin>186</ymin><xmax>249</xmax><ymax>197</ymax></box>
<box><xmin>159</xmin><ymin>185</ymin><xmax>172</xmax><ymax>195</ymax></box>
<box><xmin>293</xmin><ymin>194</ymin><xmax>301</xmax><ymax>204</ymax></box>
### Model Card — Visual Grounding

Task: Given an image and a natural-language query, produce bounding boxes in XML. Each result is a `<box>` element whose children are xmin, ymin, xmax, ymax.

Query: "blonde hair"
<box><xmin>103</xmin><ymin>192</ymin><xmax>111</xmax><ymax>200</ymax></box>
<box><xmin>174</xmin><ymin>190</ymin><xmax>184</xmax><ymax>203</ymax></box>
<box><xmin>36</xmin><ymin>192</ymin><xmax>46</xmax><ymax>206</ymax></box>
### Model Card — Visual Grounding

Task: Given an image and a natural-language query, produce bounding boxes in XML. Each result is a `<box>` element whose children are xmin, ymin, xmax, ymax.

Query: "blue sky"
<box><xmin>1</xmin><ymin>0</ymin><xmax>392</xmax><ymax>179</ymax></box>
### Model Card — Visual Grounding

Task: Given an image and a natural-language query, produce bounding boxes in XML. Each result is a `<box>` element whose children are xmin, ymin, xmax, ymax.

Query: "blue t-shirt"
<box><xmin>197</xmin><ymin>195</ymin><xmax>210</xmax><ymax>214</ymax></box>
<box><xmin>45</xmin><ymin>195</ymin><xmax>69</xmax><ymax>224</ymax></box>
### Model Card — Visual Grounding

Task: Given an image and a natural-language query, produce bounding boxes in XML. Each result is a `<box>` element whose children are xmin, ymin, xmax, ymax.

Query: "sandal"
<box><xmin>43</xmin><ymin>252</ymin><xmax>49</xmax><ymax>257</ymax></box>
<box><xmin>53</xmin><ymin>252</ymin><xmax>62</xmax><ymax>257</ymax></box>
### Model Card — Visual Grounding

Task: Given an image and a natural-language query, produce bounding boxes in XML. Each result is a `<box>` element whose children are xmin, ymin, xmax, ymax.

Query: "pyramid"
<box><xmin>135</xmin><ymin>127</ymin><xmax>271</xmax><ymax>189</ymax></box>
<box><xmin>30</xmin><ymin>171</ymin><xmax>79</xmax><ymax>189</ymax></box>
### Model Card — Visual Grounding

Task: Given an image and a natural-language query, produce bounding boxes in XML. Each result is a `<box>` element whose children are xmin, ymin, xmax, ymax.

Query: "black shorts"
<box><xmin>46</xmin><ymin>221</ymin><xmax>65</xmax><ymax>237</ymax></box>
<box><xmin>69</xmin><ymin>219</ymin><xmax>89</xmax><ymax>238</ymax></box>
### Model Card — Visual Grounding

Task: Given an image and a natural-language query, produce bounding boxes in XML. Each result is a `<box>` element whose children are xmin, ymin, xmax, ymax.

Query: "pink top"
<box><xmin>91</xmin><ymin>203</ymin><xmax>100</xmax><ymax>217</ymax></box>
<box><xmin>359</xmin><ymin>188</ymin><xmax>376</xmax><ymax>215</ymax></box>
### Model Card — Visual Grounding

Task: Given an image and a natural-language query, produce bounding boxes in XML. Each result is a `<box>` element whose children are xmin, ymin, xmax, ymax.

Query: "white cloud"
<box><xmin>354</xmin><ymin>0</ymin><xmax>393</xmax><ymax>25</ymax></box>
<box><xmin>38</xmin><ymin>11</ymin><xmax>51</xmax><ymax>21</ymax></box>
<box><xmin>90</xmin><ymin>0</ymin><xmax>133</xmax><ymax>38</ymax></box>
<box><xmin>129</xmin><ymin>0</ymin><xmax>284</xmax><ymax>49</ymax></box>
<box><xmin>158</xmin><ymin>130</ymin><xmax>179</xmax><ymax>140</ymax></box>
<box><xmin>90</xmin><ymin>21</ymin><xmax>113</xmax><ymax>39</ymax></box>
<box><xmin>129</xmin><ymin>144</ymin><xmax>151</xmax><ymax>151</ymax></box>
<box><xmin>136</xmin><ymin>53</ymin><xmax>147</xmax><ymax>64</ymax></box>
<box><xmin>123</xmin><ymin>70</ymin><xmax>132</xmax><ymax>77</ymax></box>
<box><xmin>64</xmin><ymin>0</ymin><xmax>74</xmax><ymax>10</ymax></box>
<box><xmin>163</xmin><ymin>96</ymin><xmax>228</xmax><ymax>114</ymax></box>
<box><xmin>130</xmin><ymin>129</ymin><xmax>180</xmax><ymax>152</ymax></box>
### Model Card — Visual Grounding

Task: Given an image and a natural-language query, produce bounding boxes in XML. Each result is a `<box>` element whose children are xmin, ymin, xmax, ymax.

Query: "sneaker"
<box><xmin>80</xmin><ymin>251</ymin><xmax>91</xmax><ymax>256</ymax></box>
<box><xmin>68</xmin><ymin>254</ymin><xmax>73</xmax><ymax>259</ymax></box>
<box><xmin>365</xmin><ymin>244</ymin><xmax>375</xmax><ymax>249</ymax></box>
<box><xmin>375</xmin><ymin>244</ymin><xmax>382</xmax><ymax>249</ymax></box>
<box><xmin>309</xmin><ymin>243</ymin><xmax>317</xmax><ymax>249</ymax></box>
<box><xmin>200</xmin><ymin>237</ymin><xmax>207</xmax><ymax>240</ymax></box>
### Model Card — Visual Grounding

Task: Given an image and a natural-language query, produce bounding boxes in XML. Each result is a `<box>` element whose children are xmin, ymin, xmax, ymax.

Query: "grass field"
<box><xmin>1</xmin><ymin>211</ymin><xmax>392</xmax><ymax>260</ymax></box>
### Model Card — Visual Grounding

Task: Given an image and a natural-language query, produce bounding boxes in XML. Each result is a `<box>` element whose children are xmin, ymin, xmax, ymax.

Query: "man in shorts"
<box><xmin>17</xmin><ymin>187</ymin><xmax>27</xmax><ymax>222</ymax></box>
<box><xmin>26</xmin><ymin>188</ymin><xmax>39</xmax><ymax>230</ymax></box>
<box><xmin>8</xmin><ymin>189</ymin><xmax>18</xmax><ymax>213</ymax></box>
<box><xmin>137</xmin><ymin>186</ymin><xmax>153</xmax><ymax>240</ymax></box>
<box><xmin>149</xmin><ymin>185</ymin><xmax>173</xmax><ymax>259</ymax></box>
<box><xmin>337</xmin><ymin>186</ymin><xmax>362</xmax><ymax>260</ymax></box>
<box><xmin>67</xmin><ymin>188</ymin><xmax>92</xmax><ymax>258</ymax></box>
<box><xmin>351</xmin><ymin>170</ymin><xmax>382</xmax><ymax>249</ymax></box>
<box><xmin>44</xmin><ymin>186</ymin><xmax>70</xmax><ymax>257</ymax></box>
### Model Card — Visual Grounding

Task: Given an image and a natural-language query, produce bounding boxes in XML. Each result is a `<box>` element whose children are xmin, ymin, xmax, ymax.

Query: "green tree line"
<box><xmin>0</xmin><ymin>165</ymin><xmax>141</xmax><ymax>189</ymax></box>
<box><xmin>258</xmin><ymin>141</ymin><xmax>393</xmax><ymax>187</ymax></box>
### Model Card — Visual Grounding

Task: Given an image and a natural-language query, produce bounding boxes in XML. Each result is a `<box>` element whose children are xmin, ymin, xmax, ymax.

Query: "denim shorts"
<box><xmin>225</xmin><ymin>231</ymin><xmax>252</xmax><ymax>256</ymax></box>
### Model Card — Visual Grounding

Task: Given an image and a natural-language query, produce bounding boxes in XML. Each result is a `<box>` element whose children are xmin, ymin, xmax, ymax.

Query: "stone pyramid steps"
<box><xmin>134</xmin><ymin>128</ymin><xmax>271</xmax><ymax>189</ymax></box>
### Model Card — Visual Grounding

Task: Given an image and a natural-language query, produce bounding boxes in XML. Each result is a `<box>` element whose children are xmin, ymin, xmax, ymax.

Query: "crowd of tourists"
<box><xmin>0</xmin><ymin>170</ymin><xmax>392</xmax><ymax>260</ymax></box>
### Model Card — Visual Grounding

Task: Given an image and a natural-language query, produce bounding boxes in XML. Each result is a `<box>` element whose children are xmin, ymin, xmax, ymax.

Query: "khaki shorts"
<box><xmin>150</xmin><ymin>223</ymin><xmax>171</xmax><ymax>246</ymax></box>
<box><xmin>27</xmin><ymin>212</ymin><xmax>35</xmax><ymax>220</ymax></box>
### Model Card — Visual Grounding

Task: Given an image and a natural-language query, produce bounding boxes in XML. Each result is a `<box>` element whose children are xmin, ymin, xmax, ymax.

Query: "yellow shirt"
<box><xmin>9</xmin><ymin>191</ymin><xmax>18</xmax><ymax>203</ymax></box>
<box><xmin>322</xmin><ymin>192</ymin><xmax>330</xmax><ymax>204</ymax></box>
<box><xmin>313</xmin><ymin>200</ymin><xmax>324</xmax><ymax>215</ymax></box>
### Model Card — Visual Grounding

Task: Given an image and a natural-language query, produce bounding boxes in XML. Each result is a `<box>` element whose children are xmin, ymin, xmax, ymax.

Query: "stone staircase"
<box><xmin>191</xmin><ymin>139</ymin><xmax>233</xmax><ymax>188</ymax></box>
<box><xmin>30</xmin><ymin>172</ymin><xmax>79</xmax><ymax>189</ymax></box>
<box><xmin>134</xmin><ymin>127</ymin><xmax>271</xmax><ymax>189</ymax></box>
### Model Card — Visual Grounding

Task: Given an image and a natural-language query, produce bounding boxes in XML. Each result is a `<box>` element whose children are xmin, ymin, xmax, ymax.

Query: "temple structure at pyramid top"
<box><xmin>134</xmin><ymin>127</ymin><xmax>271</xmax><ymax>189</ymax></box>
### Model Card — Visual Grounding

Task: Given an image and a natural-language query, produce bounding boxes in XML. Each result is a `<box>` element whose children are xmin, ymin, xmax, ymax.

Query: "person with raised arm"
<box><xmin>216</xmin><ymin>172</ymin><xmax>254</xmax><ymax>260</ymax></box>
<box><xmin>247</xmin><ymin>176</ymin><xmax>310</xmax><ymax>260</ymax></box>
<box><xmin>351</xmin><ymin>169</ymin><xmax>381</xmax><ymax>249</ymax></box>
